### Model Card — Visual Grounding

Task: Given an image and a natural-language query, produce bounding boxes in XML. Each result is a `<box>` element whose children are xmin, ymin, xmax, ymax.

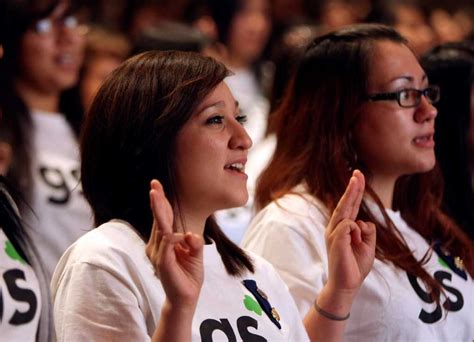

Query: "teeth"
<box><xmin>57</xmin><ymin>54</ymin><xmax>74</xmax><ymax>65</ymax></box>
<box><xmin>414</xmin><ymin>136</ymin><xmax>428</xmax><ymax>143</ymax></box>
<box><xmin>226</xmin><ymin>163</ymin><xmax>245</xmax><ymax>172</ymax></box>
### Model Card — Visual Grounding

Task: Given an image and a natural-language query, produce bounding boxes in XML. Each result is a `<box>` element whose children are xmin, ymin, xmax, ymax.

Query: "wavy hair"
<box><xmin>256</xmin><ymin>24</ymin><xmax>473</xmax><ymax>305</ymax></box>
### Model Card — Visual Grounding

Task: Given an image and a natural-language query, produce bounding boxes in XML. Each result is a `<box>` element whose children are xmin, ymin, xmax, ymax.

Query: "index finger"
<box><xmin>150</xmin><ymin>179</ymin><xmax>174</xmax><ymax>236</ymax></box>
<box><xmin>328</xmin><ymin>170</ymin><xmax>365</xmax><ymax>230</ymax></box>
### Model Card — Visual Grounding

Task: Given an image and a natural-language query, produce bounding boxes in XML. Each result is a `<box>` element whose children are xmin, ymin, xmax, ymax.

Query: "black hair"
<box><xmin>0</xmin><ymin>0</ymin><xmax>84</xmax><ymax>203</ymax></box>
<box><xmin>421</xmin><ymin>41</ymin><xmax>474</xmax><ymax>240</ymax></box>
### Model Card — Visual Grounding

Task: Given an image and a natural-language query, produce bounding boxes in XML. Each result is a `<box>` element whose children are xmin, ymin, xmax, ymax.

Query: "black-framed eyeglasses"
<box><xmin>365</xmin><ymin>85</ymin><xmax>440</xmax><ymax>108</ymax></box>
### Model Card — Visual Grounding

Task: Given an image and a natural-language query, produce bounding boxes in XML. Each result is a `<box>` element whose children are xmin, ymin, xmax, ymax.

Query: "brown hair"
<box><xmin>256</xmin><ymin>24</ymin><xmax>473</xmax><ymax>304</ymax></box>
<box><xmin>81</xmin><ymin>50</ymin><xmax>254</xmax><ymax>276</ymax></box>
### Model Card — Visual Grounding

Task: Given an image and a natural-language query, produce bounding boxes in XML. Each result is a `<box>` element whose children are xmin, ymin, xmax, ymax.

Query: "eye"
<box><xmin>205</xmin><ymin>115</ymin><xmax>224</xmax><ymax>125</ymax></box>
<box><xmin>399</xmin><ymin>89</ymin><xmax>411</xmax><ymax>101</ymax></box>
<box><xmin>35</xmin><ymin>18</ymin><xmax>53</xmax><ymax>34</ymax></box>
<box><xmin>236</xmin><ymin>115</ymin><xmax>247</xmax><ymax>125</ymax></box>
<box><xmin>63</xmin><ymin>15</ymin><xmax>78</xmax><ymax>29</ymax></box>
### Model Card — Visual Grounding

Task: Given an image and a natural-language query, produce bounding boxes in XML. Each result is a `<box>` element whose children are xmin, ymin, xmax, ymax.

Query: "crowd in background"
<box><xmin>0</xmin><ymin>0</ymin><xmax>473</xmax><ymax>341</ymax></box>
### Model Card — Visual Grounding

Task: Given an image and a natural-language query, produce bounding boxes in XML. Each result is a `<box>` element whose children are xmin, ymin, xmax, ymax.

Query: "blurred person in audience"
<box><xmin>429</xmin><ymin>8</ymin><xmax>466</xmax><ymax>44</ymax></box>
<box><xmin>203</xmin><ymin>0</ymin><xmax>272</xmax><ymax>145</ymax></box>
<box><xmin>0</xmin><ymin>174</ymin><xmax>52</xmax><ymax>341</ymax></box>
<box><xmin>132</xmin><ymin>21</ymin><xmax>210</xmax><ymax>55</ymax></box>
<box><xmin>316</xmin><ymin>0</ymin><xmax>365</xmax><ymax>33</ymax></box>
<box><xmin>51</xmin><ymin>50</ymin><xmax>375</xmax><ymax>341</ymax></box>
<box><xmin>0</xmin><ymin>0</ymin><xmax>93</xmax><ymax>281</ymax></box>
<box><xmin>217</xmin><ymin>23</ymin><xmax>319</xmax><ymax>244</ymax></box>
<box><xmin>243</xmin><ymin>24</ymin><xmax>474</xmax><ymax>341</ymax></box>
<box><xmin>366</xmin><ymin>0</ymin><xmax>435</xmax><ymax>56</ymax></box>
<box><xmin>123</xmin><ymin>0</ymin><xmax>193</xmax><ymax>41</ymax></box>
<box><xmin>422</xmin><ymin>41</ymin><xmax>474</xmax><ymax>240</ymax></box>
<box><xmin>0</xmin><ymin>29</ymin><xmax>52</xmax><ymax>341</ymax></box>
<box><xmin>80</xmin><ymin>25</ymin><xmax>130</xmax><ymax>112</ymax></box>
<box><xmin>203</xmin><ymin>0</ymin><xmax>273</xmax><ymax>237</ymax></box>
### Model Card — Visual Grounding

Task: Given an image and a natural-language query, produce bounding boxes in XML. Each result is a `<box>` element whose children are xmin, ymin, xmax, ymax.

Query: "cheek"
<box><xmin>175</xmin><ymin>134</ymin><xmax>223</xmax><ymax>184</ymax></box>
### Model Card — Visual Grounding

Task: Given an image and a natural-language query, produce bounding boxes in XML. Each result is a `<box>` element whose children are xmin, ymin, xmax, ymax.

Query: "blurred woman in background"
<box><xmin>0</xmin><ymin>0</ymin><xmax>92</xmax><ymax>281</ymax></box>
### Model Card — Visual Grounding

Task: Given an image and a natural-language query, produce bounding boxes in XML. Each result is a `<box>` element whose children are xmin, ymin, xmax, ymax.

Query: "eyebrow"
<box><xmin>385</xmin><ymin>74</ymin><xmax>428</xmax><ymax>85</ymax></box>
<box><xmin>197</xmin><ymin>100</ymin><xmax>239</xmax><ymax>114</ymax></box>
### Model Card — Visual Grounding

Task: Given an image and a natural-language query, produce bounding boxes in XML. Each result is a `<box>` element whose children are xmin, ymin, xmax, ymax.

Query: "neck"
<box><xmin>227</xmin><ymin>54</ymin><xmax>252</xmax><ymax>71</ymax></box>
<box><xmin>367</xmin><ymin>173</ymin><xmax>397</xmax><ymax>209</ymax></box>
<box><xmin>15</xmin><ymin>79</ymin><xmax>60</xmax><ymax>113</ymax></box>
<box><xmin>173</xmin><ymin>206</ymin><xmax>208</xmax><ymax>237</ymax></box>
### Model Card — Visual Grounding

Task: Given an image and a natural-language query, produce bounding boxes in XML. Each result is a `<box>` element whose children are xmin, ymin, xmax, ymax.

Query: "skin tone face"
<box><xmin>174</xmin><ymin>81</ymin><xmax>252</xmax><ymax>232</ymax></box>
<box><xmin>227</xmin><ymin>0</ymin><xmax>271</xmax><ymax>69</ymax></box>
<box><xmin>15</xmin><ymin>1</ymin><xmax>85</xmax><ymax>112</ymax></box>
<box><xmin>80</xmin><ymin>55</ymin><xmax>123</xmax><ymax>111</ymax></box>
<box><xmin>394</xmin><ymin>5</ymin><xmax>435</xmax><ymax>56</ymax></box>
<box><xmin>354</xmin><ymin>40</ymin><xmax>438</xmax><ymax>207</ymax></box>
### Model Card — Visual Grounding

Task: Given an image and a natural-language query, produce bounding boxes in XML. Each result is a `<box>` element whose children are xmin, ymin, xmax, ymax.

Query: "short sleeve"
<box><xmin>53</xmin><ymin>262</ymin><xmax>151</xmax><ymax>341</ymax></box>
<box><xmin>243</xmin><ymin>200</ymin><xmax>329</xmax><ymax>318</ymax></box>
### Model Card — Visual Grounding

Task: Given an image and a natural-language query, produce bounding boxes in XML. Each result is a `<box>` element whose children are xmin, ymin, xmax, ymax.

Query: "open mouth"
<box><xmin>224</xmin><ymin>162</ymin><xmax>245</xmax><ymax>173</ymax></box>
<box><xmin>55</xmin><ymin>52</ymin><xmax>78</xmax><ymax>68</ymax></box>
<box><xmin>413</xmin><ymin>133</ymin><xmax>435</xmax><ymax>147</ymax></box>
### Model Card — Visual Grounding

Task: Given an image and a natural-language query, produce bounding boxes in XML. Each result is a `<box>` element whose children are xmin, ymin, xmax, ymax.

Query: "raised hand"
<box><xmin>325</xmin><ymin>169</ymin><xmax>376</xmax><ymax>295</ymax></box>
<box><xmin>145</xmin><ymin>180</ymin><xmax>204</xmax><ymax>309</ymax></box>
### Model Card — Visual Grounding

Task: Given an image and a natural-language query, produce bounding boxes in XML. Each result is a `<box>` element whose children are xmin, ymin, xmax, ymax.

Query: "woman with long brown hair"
<box><xmin>243</xmin><ymin>24</ymin><xmax>474</xmax><ymax>341</ymax></box>
<box><xmin>51</xmin><ymin>50</ymin><xmax>376</xmax><ymax>341</ymax></box>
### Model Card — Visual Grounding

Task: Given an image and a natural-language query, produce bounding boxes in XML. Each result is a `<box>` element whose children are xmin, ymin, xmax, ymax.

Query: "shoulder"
<box><xmin>244</xmin><ymin>249</ymin><xmax>292</xmax><ymax>292</ymax></box>
<box><xmin>245</xmin><ymin>187</ymin><xmax>329</xmax><ymax>240</ymax></box>
<box><xmin>53</xmin><ymin>220</ymin><xmax>147</xmax><ymax>275</ymax></box>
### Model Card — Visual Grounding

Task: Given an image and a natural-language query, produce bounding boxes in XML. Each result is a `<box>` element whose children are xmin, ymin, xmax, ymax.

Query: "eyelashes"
<box><xmin>205</xmin><ymin>114</ymin><xmax>247</xmax><ymax>125</ymax></box>
<box><xmin>236</xmin><ymin>115</ymin><xmax>247</xmax><ymax>125</ymax></box>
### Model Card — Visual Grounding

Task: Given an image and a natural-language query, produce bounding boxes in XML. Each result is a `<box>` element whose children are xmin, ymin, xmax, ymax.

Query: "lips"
<box><xmin>225</xmin><ymin>162</ymin><xmax>245</xmax><ymax>172</ymax></box>
<box><xmin>413</xmin><ymin>132</ymin><xmax>435</xmax><ymax>148</ymax></box>
<box><xmin>55</xmin><ymin>52</ymin><xmax>80</xmax><ymax>70</ymax></box>
<box><xmin>224</xmin><ymin>158</ymin><xmax>248</xmax><ymax>177</ymax></box>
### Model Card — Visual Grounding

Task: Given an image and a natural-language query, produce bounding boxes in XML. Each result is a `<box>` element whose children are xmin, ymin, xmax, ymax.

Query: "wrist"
<box><xmin>316</xmin><ymin>284</ymin><xmax>357</xmax><ymax>318</ymax></box>
<box><xmin>162</xmin><ymin>299</ymin><xmax>197</xmax><ymax>319</ymax></box>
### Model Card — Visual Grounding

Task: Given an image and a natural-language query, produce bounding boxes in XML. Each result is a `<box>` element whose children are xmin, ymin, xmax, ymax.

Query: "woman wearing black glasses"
<box><xmin>242</xmin><ymin>24</ymin><xmax>474</xmax><ymax>341</ymax></box>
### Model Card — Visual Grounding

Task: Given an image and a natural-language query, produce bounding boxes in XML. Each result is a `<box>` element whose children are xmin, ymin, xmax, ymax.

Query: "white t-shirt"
<box><xmin>242</xmin><ymin>186</ymin><xmax>474</xmax><ymax>342</ymax></box>
<box><xmin>0</xmin><ymin>228</ymin><xmax>41</xmax><ymax>341</ymax></box>
<box><xmin>51</xmin><ymin>220</ymin><xmax>309</xmax><ymax>341</ymax></box>
<box><xmin>25</xmin><ymin>110</ymin><xmax>93</xmax><ymax>281</ymax></box>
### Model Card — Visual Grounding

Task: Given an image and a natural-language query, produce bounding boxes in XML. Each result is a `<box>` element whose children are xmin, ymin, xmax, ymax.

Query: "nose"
<box><xmin>414</xmin><ymin>95</ymin><xmax>437</xmax><ymax>123</ymax></box>
<box><xmin>57</xmin><ymin>23</ymin><xmax>86</xmax><ymax>45</ymax></box>
<box><xmin>229</xmin><ymin>119</ymin><xmax>253</xmax><ymax>150</ymax></box>
<box><xmin>250</xmin><ymin>12</ymin><xmax>270</xmax><ymax>36</ymax></box>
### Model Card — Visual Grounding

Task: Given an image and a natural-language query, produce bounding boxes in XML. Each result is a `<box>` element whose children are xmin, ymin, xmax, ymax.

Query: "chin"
<box><xmin>411</xmin><ymin>159</ymin><xmax>436</xmax><ymax>174</ymax></box>
<box><xmin>220</xmin><ymin>192</ymin><xmax>249</xmax><ymax>210</ymax></box>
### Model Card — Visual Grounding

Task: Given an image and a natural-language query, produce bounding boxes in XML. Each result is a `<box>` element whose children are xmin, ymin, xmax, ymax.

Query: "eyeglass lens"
<box><xmin>399</xmin><ymin>87</ymin><xmax>439</xmax><ymax>107</ymax></box>
<box><xmin>35</xmin><ymin>15</ymin><xmax>79</xmax><ymax>34</ymax></box>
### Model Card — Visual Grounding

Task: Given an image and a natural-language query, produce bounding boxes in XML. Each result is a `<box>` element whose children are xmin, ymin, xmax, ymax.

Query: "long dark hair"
<box><xmin>0</xmin><ymin>0</ymin><xmax>84</xmax><ymax>203</ymax></box>
<box><xmin>81</xmin><ymin>50</ymin><xmax>254</xmax><ymax>276</ymax></box>
<box><xmin>256</xmin><ymin>24</ymin><xmax>474</xmax><ymax>305</ymax></box>
<box><xmin>421</xmin><ymin>41</ymin><xmax>474</xmax><ymax>240</ymax></box>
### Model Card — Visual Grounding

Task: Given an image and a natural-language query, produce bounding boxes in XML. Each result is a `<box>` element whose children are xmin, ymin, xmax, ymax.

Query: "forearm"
<box><xmin>152</xmin><ymin>300</ymin><xmax>196</xmax><ymax>342</ymax></box>
<box><xmin>303</xmin><ymin>285</ymin><xmax>356</xmax><ymax>342</ymax></box>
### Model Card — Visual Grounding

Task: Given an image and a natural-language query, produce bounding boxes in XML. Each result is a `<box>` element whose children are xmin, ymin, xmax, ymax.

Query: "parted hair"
<box><xmin>256</xmin><ymin>24</ymin><xmax>474</xmax><ymax>305</ymax></box>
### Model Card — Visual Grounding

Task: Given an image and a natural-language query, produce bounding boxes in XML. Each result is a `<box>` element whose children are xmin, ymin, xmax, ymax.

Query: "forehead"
<box><xmin>367</xmin><ymin>40</ymin><xmax>425</xmax><ymax>87</ymax></box>
<box><xmin>194</xmin><ymin>81</ymin><xmax>237</xmax><ymax>114</ymax></box>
